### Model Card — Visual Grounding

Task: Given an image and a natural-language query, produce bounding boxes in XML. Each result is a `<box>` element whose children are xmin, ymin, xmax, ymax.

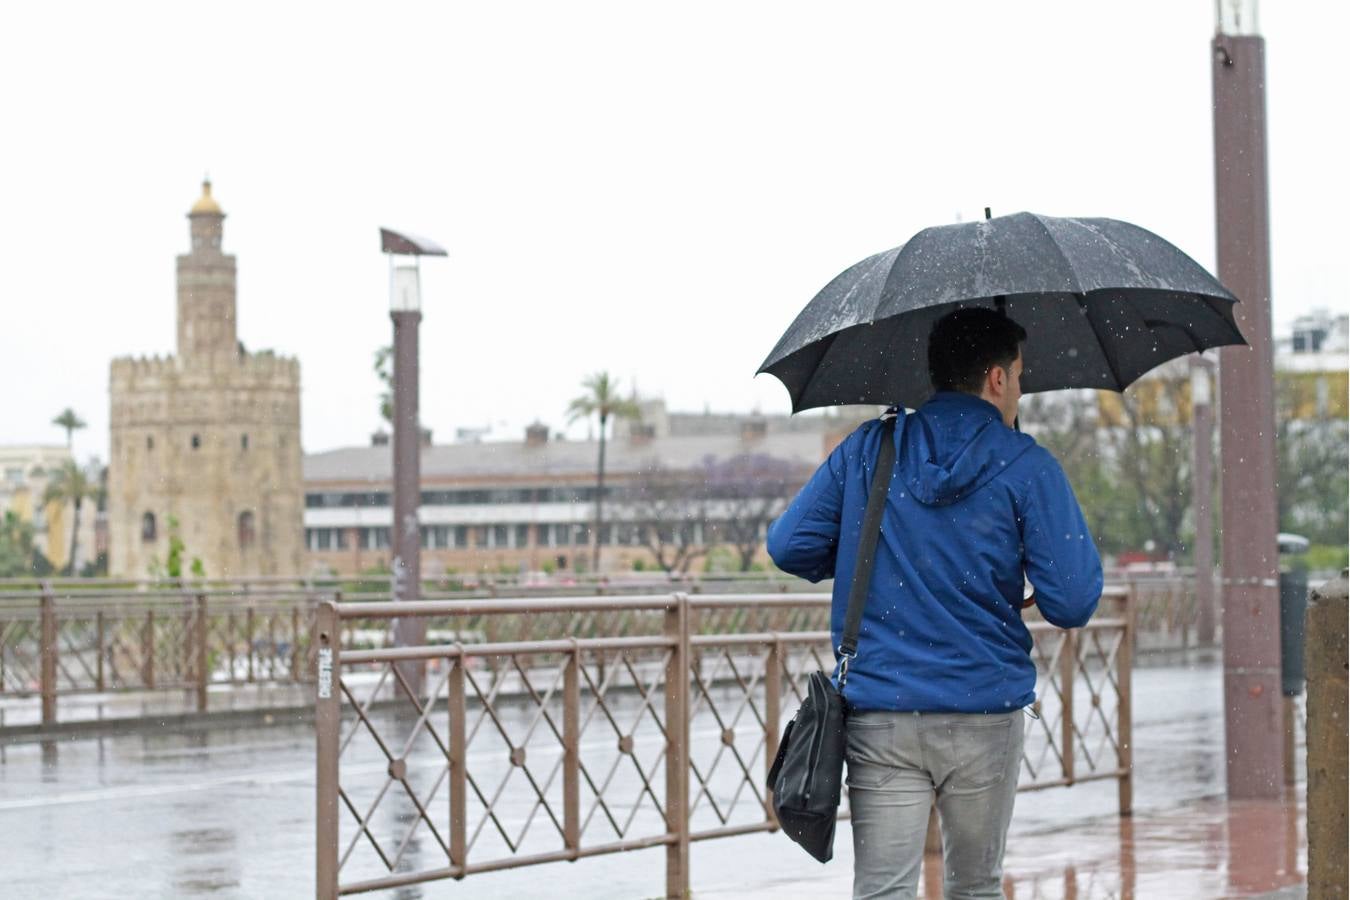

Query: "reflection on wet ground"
<box><xmin>0</xmin><ymin>660</ymin><xmax>1306</xmax><ymax>898</ymax></box>
<box><xmin>994</xmin><ymin>793</ymin><xmax>1305</xmax><ymax>899</ymax></box>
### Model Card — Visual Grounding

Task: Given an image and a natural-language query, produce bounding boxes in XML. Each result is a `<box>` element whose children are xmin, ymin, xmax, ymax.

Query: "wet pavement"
<box><xmin>0</xmin><ymin>659</ymin><xmax>1306</xmax><ymax>898</ymax></box>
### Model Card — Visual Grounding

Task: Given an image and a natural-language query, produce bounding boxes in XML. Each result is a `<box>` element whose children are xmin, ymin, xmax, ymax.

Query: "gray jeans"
<box><xmin>846</xmin><ymin>709</ymin><xmax>1024</xmax><ymax>900</ymax></box>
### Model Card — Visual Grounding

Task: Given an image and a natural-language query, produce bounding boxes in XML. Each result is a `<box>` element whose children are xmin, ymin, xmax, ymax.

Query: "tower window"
<box><xmin>141</xmin><ymin>512</ymin><xmax>157</xmax><ymax>542</ymax></box>
<box><xmin>241</xmin><ymin>434</ymin><xmax>249</xmax><ymax>451</ymax></box>
<box><xmin>146</xmin><ymin>436</ymin><xmax>155</xmax><ymax>450</ymax></box>
<box><xmin>238</xmin><ymin>511</ymin><xmax>256</xmax><ymax>548</ymax></box>
<box><xmin>191</xmin><ymin>434</ymin><xmax>201</xmax><ymax>450</ymax></box>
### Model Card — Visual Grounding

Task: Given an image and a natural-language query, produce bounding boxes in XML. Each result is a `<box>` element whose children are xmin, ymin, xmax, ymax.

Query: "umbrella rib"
<box><xmin>1026</xmin><ymin>213</ymin><xmax>1086</xmax><ymax>294</ymax></box>
<box><xmin>1198</xmin><ymin>293</ymin><xmax>1248</xmax><ymax>345</ymax></box>
<box><xmin>785</xmin><ymin>330</ymin><xmax>842</xmax><ymax>412</ymax></box>
<box><xmin>1142</xmin><ymin>317</ymin><xmax>1206</xmax><ymax>355</ymax></box>
<box><xmin>1073</xmin><ymin>293</ymin><xmax>1126</xmax><ymax>391</ymax></box>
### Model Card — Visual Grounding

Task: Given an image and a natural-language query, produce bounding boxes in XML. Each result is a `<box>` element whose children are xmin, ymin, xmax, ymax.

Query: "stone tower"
<box><xmin>108</xmin><ymin>181</ymin><xmax>303</xmax><ymax>578</ymax></box>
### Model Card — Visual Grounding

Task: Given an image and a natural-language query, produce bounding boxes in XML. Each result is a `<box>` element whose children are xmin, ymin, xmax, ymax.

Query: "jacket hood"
<box><xmin>901</xmin><ymin>392</ymin><xmax>1036</xmax><ymax>506</ymax></box>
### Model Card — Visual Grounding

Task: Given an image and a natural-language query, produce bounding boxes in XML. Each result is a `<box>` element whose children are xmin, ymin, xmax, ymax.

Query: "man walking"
<box><xmin>767</xmin><ymin>307</ymin><xmax>1103</xmax><ymax>899</ymax></box>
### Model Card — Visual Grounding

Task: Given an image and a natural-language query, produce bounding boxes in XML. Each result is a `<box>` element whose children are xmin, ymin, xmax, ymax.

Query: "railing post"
<box><xmin>226</xmin><ymin>610</ymin><xmax>238</xmax><ymax>684</ymax></box>
<box><xmin>1059</xmin><ymin>628</ymin><xmax>1076</xmax><ymax>785</ymax></box>
<box><xmin>144</xmin><ymin>609</ymin><xmax>155</xmax><ymax>689</ymax></box>
<box><xmin>245</xmin><ymin>609</ymin><xmax>255</xmax><ymax>685</ymax></box>
<box><xmin>763</xmin><ymin>636</ymin><xmax>782</xmax><ymax>826</ymax></box>
<box><xmin>663</xmin><ymin>592</ymin><xmax>690</xmax><ymax>898</ymax></box>
<box><xmin>315</xmin><ymin>600</ymin><xmax>341</xmax><ymax>900</ymax></box>
<box><xmin>563</xmin><ymin>642</ymin><xmax>581</xmax><ymax>857</ymax></box>
<box><xmin>1117</xmin><ymin>594</ymin><xmax>1134</xmax><ymax>816</ymax></box>
<box><xmin>180</xmin><ymin>581</ymin><xmax>193</xmax><ymax>688</ymax></box>
<box><xmin>448</xmin><ymin>647</ymin><xmax>467</xmax><ymax>876</ymax></box>
<box><xmin>245</xmin><ymin>606</ymin><xmax>255</xmax><ymax>684</ymax></box>
<box><xmin>195</xmin><ymin>593</ymin><xmax>209</xmax><ymax>712</ymax></box>
<box><xmin>291</xmin><ymin>607</ymin><xmax>302</xmax><ymax>681</ymax></box>
<box><xmin>96</xmin><ymin>610</ymin><xmax>105</xmax><ymax>692</ymax></box>
<box><xmin>39</xmin><ymin>581</ymin><xmax>57</xmax><ymax>727</ymax></box>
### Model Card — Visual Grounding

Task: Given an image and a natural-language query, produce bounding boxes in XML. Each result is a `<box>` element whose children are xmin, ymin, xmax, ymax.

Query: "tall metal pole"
<box><xmin>392</xmin><ymin>273</ymin><xmax>425</xmax><ymax>696</ymax></box>
<box><xmin>1212</xmin><ymin>0</ymin><xmax>1284</xmax><ymax>799</ymax></box>
<box><xmin>1191</xmin><ymin>360</ymin><xmax>1217</xmax><ymax>646</ymax></box>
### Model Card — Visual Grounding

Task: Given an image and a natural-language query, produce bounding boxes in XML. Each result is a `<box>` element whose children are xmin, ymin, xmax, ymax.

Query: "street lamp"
<box><xmin>381</xmin><ymin>227</ymin><xmax>447</xmax><ymax>696</ymax></box>
<box><xmin>1211</xmin><ymin>0</ymin><xmax>1283</xmax><ymax>800</ymax></box>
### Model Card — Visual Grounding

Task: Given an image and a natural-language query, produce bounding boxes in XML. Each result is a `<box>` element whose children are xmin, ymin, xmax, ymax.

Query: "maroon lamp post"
<box><xmin>381</xmin><ymin>227</ymin><xmax>447</xmax><ymax>697</ymax></box>
<box><xmin>1211</xmin><ymin>0</ymin><xmax>1284</xmax><ymax>799</ymax></box>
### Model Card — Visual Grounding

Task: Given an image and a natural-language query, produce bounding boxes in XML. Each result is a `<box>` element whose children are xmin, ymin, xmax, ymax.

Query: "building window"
<box><xmin>141</xmin><ymin>512</ymin><xmax>157</xmax><ymax>542</ymax></box>
<box><xmin>493</xmin><ymin>525</ymin><xmax>509</xmax><ymax>548</ymax></box>
<box><xmin>146</xmin><ymin>435</ymin><xmax>154</xmax><ymax>450</ymax></box>
<box><xmin>419</xmin><ymin>525</ymin><xmax>452</xmax><ymax>550</ymax></box>
<box><xmin>306</xmin><ymin>528</ymin><xmax>348</xmax><ymax>551</ymax></box>
<box><xmin>241</xmin><ymin>434</ymin><xmax>249</xmax><ymax>451</ymax></box>
<box><xmin>474</xmin><ymin>527</ymin><xmax>490</xmax><ymax>549</ymax></box>
<box><xmin>453</xmin><ymin>526</ymin><xmax>468</xmax><ymax>549</ymax></box>
<box><xmin>358</xmin><ymin>527</ymin><xmax>390</xmax><ymax>550</ymax></box>
<box><xmin>514</xmin><ymin>524</ymin><xmax>530</xmax><ymax>549</ymax></box>
<box><xmin>238</xmin><ymin>511</ymin><xmax>256</xmax><ymax>547</ymax></box>
<box><xmin>191</xmin><ymin>434</ymin><xmax>201</xmax><ymax>450</ymax></box>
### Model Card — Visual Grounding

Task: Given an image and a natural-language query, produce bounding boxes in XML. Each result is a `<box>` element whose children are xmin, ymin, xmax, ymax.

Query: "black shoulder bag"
<box><xmin>766</xmin><ymin>416</ymin><xmax>897</xmax><ymax>863</ymax></box>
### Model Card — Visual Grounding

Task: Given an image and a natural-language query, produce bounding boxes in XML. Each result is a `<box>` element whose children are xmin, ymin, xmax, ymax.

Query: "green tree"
<box><xmin>0</xmin><ymin>511</ymin><xmax>38</xmax><ymax>577</ymax></box>
<box><xmin>374</xmin><ymin>345</ymin><xmax>393</xmax><ymax>425</ymax></box>
<box><xmin>1101</xmin><ymin>378</ymin><xmax>1193</xmax><ymax>559</ymax></box>
<box><xmin>1275</xmin><ymin>376</ymin><xmax>1348</xmax><ymax>562</ymax></box>
<box><xmin>566</xmin><ymin>372</ymin><xmax>641</xmax><ymax>572</ymax></box>
<box><xmin>51</xmin><ymin>408</ymin><xmax>86</xmax><ymax>449</ymax></box>
<box><xmin>148</xmin><ymin>515</ymin><xmax>205</xmax><ymax>580</ymax></box>
<box><xmin>1021</xmin><ymin>383</ymin><xmax>1194</xmax><ymax>560</ymax></box>
<box><xmin>43</xmin><ymin>459</ymin><xmax>98</xmax><ymax>576</ymax></box>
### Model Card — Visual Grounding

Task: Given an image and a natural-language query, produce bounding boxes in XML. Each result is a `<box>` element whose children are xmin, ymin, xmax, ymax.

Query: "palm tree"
<box><xmin>566</xmin><ymin>373</ymin><xmax>641</xmax><ymax>572</ymax></box>
<box><xmin>43</xmin><ymin>459</ymin><xmax>97</xmax><ymax>576</ymax></box>
<box><xmin>52</xmin><ymin>408</ymin><xmax>86</xmax><ymax>449</ymax></box>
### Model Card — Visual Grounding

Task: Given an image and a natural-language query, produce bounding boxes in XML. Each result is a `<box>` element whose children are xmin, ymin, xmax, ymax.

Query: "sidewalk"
<box><xmin>696</xmin><ymin>789</ymin><xmax>1306</xmax><ymax>900</ymax></box>
<box><xmin>695</xmin><ymin>660</ymin><xmax>1307</xmax><ymax>900</ymax></box>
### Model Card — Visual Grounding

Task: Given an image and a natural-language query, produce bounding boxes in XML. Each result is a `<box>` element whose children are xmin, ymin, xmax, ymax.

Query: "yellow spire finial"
<box><xmin>190</xmin><ymin>177</ymin><xmax>223</xmax><ymax>215</ymax></box>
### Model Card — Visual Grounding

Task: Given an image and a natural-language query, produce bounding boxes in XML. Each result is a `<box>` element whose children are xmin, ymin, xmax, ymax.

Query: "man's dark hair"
<box><xmin>927</xmin><ymin>307</ymin><xmax>1028</xmax><ymax>394</ymax></box>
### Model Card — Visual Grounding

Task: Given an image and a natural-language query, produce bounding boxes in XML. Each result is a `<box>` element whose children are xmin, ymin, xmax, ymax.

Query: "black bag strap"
<box><xmin>837</xmin><ymin>415</ymin><xmax>897</xmax><ymax>686</ymax></box>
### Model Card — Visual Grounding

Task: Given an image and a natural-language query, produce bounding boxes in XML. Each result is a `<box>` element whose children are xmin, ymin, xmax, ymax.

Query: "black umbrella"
<box><xmin>758</xmin><ymin>211</ymin><xmax>1246</xmax><ymax>412</ymax></box>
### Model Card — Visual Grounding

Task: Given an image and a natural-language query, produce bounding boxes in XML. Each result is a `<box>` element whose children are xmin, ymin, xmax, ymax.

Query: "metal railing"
<box><xmin>1</xmin><ymin>576</ymin><xmax>1151</xmax><ymax>742</ymax></box>
<box><xmin>0</xmin><ymin>581</ymin><xmax>318</xmax><ymax>724</ymax></box>
<box><xmin>0</xmin><ymin>577</ymin><xmax>826</xmax><ymax>729</ymax></box>
<box><xmin>315</xmin><ymin>592</ymin><xmax>1133</xmax><ymax>898</ymax></box>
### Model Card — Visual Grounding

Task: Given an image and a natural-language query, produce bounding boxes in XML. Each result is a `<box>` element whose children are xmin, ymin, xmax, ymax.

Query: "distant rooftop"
<box><xmin>304</xmin><ymin>429</ymin><xmax>832</xmax><ymax>485</ymax></box>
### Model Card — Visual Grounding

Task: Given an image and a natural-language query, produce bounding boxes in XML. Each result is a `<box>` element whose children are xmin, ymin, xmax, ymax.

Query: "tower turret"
<box><xmin>177</xmin><ymin>179</ymin><xmax>238</xmax><ymax>360</ymax></box>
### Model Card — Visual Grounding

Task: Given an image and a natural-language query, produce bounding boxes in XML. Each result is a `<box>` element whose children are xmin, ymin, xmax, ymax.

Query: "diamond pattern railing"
<box><xmin>1021</xmin><ymin>597</ymin><xmax>1134</xmax><ymax>808</ymax></box>
<box><xmin>316</xmin><ymin>593</ymin><xmax>1133</xmax><ymax>898</ymax></box>
<box><xmin>0</xmin><ymin>582</ymin><xmax>321</xmax><ymax>725</ymax></box>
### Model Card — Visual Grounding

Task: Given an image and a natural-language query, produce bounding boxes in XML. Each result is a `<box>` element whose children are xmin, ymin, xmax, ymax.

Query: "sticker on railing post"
<box><xmin>317</xmin><ymin>647</ymin><xmax>333</xmax><ymax>699</ymax></box>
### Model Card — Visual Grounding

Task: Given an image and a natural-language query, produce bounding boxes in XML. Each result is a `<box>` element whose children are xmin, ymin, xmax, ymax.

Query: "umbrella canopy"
<box><xmin>758</xmin><ymin>212</ymin><xmax>1246</xmax><ymax>412</ymax></box>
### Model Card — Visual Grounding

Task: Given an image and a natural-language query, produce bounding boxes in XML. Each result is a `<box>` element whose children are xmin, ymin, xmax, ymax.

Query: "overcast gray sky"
<box><xmin>2</xmin><ymin>1</ymin><xmax>1345</xmax><ymax>463</ymax></box>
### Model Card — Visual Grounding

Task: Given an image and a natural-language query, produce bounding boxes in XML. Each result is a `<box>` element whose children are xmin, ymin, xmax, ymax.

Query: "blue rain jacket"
<box><xmin>767</xmin><ymin>392</ymin><xmax>1102</xmax><ymax>713</ymax></box>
